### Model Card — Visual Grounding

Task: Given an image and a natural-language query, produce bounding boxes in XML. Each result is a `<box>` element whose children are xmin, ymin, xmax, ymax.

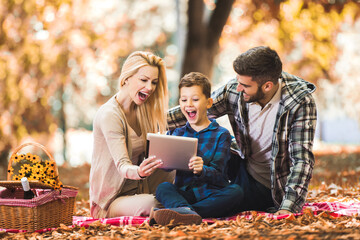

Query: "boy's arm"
<box><xmin>196</xmin><ymin>131</ymin><xmax>232</xmax><ymax>186</ymax></box>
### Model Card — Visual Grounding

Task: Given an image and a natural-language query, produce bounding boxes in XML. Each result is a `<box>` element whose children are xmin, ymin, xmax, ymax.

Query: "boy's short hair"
<box><xmin>179</xmin><ymin>72</ymin><xmax>211</xmax><ymax>98</ymax></box>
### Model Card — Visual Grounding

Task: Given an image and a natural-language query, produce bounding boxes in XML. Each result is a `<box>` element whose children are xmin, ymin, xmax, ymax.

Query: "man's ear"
<box><xmin>207</xmin><ymin>97</ymin><xmax>213</xmax><ymax>109</ymax></box>
<box><xmin>262</xmin><ymin>81</ymin><xmax>274</xmax><ymax>93</ymax></box>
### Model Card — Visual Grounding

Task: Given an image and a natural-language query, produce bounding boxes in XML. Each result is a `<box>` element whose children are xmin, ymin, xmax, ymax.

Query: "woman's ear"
<box><xmin>207</xmin><ymin>97</ymin><xmax>213</xmax><ymax>109</ymax></box>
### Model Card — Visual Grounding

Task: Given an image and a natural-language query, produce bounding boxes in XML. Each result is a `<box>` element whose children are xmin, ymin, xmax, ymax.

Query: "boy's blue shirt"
<box><xmin>169</xmin><ymin>119</ymin><xmax>231</xmax><ymax>201</ymax></box>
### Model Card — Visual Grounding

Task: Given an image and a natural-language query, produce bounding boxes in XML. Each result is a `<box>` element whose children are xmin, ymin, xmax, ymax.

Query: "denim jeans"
<box><xmin>227</xmin><ymin>153</ymin><xmax>275</xmax><ymax>212</ymax></box>
<box><xmin>155</xmin><ymin>182</ymin><xmax>243</xmax><ymax>218</ymax></box>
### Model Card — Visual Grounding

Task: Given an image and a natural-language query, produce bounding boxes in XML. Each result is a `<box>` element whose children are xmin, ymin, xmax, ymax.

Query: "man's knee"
<box><xmin>226</xmin><ymin>184</ymin><xmax>244</xmax><ymax>199</ymax></box>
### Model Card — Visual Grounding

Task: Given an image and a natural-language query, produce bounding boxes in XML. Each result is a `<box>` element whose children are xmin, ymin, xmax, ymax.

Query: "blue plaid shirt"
<box><xmin>170</xmin><ymin>119</ymin><xmax>231</xmax><ymax>201</ymax></box>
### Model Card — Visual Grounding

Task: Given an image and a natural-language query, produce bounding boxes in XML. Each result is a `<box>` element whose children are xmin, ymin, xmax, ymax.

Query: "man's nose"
<box><xmin>236</xmin><ymin>83</ymin><xmax>243</xmax><ymax>92</ymax></box>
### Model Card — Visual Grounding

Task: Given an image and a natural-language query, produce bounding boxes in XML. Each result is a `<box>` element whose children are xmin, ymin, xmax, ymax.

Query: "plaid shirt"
<box><xmin>168</xmin><ymin>72</ymin><xmax>317</xmax><ymax>213</ymax></box>
<box><xmin>169</xmin><ymin>119</ymin><xmax>231</xmax><ymax>201</ymax></box>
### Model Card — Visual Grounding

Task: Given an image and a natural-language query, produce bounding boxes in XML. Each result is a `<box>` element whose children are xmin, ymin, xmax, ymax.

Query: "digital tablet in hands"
<box><xmin>146</xmin><ymin>133</ymin><xmax>198</xmax><ymax>171</ymax></box>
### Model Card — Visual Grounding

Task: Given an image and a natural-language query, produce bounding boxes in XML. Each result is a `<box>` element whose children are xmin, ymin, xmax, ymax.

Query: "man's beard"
<box><xmin>243</xmin><ymin>86</ymin><xmax>265</xmax><ymax>103</ymax></box>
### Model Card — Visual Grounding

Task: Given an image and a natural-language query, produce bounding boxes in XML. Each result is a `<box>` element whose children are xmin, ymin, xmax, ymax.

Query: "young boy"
<box><xmin>151</xmin><ymin>72</ymin><xmax>243</xmax><ymax>226</ymax></box>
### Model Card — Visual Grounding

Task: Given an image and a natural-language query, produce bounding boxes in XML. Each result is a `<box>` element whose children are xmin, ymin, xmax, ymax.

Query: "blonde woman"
<box><xmin>89</xmin><ymin>51</ymin><xmax>175</xmax><ymax>218</ymax></box>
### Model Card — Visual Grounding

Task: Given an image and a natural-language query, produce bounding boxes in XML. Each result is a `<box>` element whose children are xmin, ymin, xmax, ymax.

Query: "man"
<box><xmin>167</xmin><ymin>46</ymin><xmax>317</xmax><ymax>215</ymax></box>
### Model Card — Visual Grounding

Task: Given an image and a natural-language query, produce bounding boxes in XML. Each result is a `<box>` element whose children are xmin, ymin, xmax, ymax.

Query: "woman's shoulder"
<box><xmin>94</xmin><ymin>96</ymin><xmax>126</xmax><ymax>124</ymax></box>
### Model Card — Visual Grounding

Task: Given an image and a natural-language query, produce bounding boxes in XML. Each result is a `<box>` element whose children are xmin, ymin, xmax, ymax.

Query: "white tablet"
<box><xmin>146</xmin><ymin>133</ymin><xmax>198</xmax><ymax>171</ymax></box>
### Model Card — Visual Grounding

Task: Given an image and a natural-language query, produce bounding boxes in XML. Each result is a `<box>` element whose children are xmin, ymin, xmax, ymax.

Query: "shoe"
<box><xmin>149</xmin><ymin>207</ymin><xmax>158</xmax><ymax>226</ymax></box>
<box><xmin>152</xmin><ymin>207</ymin><xmax>202</xmax><ymax>226</ymax></box>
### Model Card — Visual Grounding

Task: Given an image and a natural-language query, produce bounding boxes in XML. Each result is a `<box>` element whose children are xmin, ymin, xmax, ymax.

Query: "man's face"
<box><xmin>236</xmin><ymin>75</ymin><xmax>264</xmax><ymax>103</ymax></box>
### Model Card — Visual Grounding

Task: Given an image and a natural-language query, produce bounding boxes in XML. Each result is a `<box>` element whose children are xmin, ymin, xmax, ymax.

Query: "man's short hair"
<box><xmin>233</xmin><ymin>46</ymin><xmax>282</xmax><ymax>86</ymax></box>
<box><xmin>179</xmin><ymin>72</ymin><xmax>211</xmax><ymax>98</ymax></box>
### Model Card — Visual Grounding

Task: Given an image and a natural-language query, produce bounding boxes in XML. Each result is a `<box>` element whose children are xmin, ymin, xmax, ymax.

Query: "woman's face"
<box><xmin>126</xmin><ymin>65</ymin><xmax>159</xmax><ymax>105</ymax></box>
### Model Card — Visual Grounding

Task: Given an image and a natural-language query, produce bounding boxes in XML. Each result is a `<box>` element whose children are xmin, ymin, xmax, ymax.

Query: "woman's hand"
<box><xmin>189</xmin><ymin>156</ymin><xmax>203</xmax><ymax>175</ymax></box>
<box><xmin>137</xmin><ymin>156</ymin><xmax>163</xmax><ymax>178</ymax></box>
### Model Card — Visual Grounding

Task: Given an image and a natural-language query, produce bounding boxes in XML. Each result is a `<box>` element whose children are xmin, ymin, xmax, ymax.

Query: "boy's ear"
<box><xmin>207</xmin><ymin>97</ymin><xmax>213</xmax><ymax>109</ymax></box>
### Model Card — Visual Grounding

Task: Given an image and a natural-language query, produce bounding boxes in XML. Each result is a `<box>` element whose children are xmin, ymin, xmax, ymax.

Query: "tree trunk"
<box><xmin>181</xmin><ymin>0</ymin><xmax>234</xmax><ymax>79</ymax></box>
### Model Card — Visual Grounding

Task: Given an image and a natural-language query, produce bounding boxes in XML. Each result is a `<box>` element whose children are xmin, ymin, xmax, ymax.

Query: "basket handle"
<box><xmin>7</xmin><ymin>142</ymin><xmax>59</xmax><ymax>180</ymax></box>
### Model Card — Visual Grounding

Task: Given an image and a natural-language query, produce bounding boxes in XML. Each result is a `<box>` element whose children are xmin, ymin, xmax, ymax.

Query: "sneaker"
<box><xmin>152</xmin><ymin>207</ymin><xmax>202</xmax><ymax>226</ymax></box>
<box><xmin>149</xmin><ymin>207</ymin><xmax>158</xmax><ymax>226</ymax></box>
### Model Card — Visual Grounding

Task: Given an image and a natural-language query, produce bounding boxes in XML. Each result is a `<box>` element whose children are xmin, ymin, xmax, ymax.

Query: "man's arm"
<box><xmin>279</xmin><ymin>94</ymin><xmax>317</xmax><ymax>213</ymax></box>
<box><xmin>208</xmin><ymin>79</ymin><xmax>237</xmax><ymax>119</ymax></box>
<box><xmin>167</xmin><ymin>106</ymin><xmax>187</xmax><ymax>131</ymax></box>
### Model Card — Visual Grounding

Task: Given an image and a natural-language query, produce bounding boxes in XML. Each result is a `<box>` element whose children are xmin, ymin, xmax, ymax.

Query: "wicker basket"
<box><xmin>0</xmin><ymin>142</ymin><xmax>78</xmax><ymax>231</ymax></box>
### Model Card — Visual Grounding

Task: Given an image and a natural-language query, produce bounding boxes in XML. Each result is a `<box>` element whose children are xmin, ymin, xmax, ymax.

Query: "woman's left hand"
<box><xmin>138</xmin><ymin>156</ymin><xmax>163</xmax><ymax>178</ymax></box>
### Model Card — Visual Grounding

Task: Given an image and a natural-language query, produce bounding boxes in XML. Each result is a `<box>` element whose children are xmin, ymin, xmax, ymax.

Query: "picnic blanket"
<box><xmin>2</xmin><ymin>201</ymin><xmax>360</xmax><ymax>233</ymax></box>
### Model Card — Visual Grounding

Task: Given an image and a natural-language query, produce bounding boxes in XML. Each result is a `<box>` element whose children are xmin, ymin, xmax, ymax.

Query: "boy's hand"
<box><xmin>189</xmin><ymin>156</ymin><xmax>203</xmax><ymax>175</ymax></box>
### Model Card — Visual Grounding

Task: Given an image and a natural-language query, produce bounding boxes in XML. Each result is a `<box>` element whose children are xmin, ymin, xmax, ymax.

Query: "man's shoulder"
<box><xmin>281</xmin><ymin>72</ymin><xmax>316</xmax><ymax>93</ymax></box>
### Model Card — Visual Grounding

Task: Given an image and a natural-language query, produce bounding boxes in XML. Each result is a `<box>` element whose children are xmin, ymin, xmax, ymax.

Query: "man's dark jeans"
<box><xmin>227</xmin><ymin>152</ymin><xmax>275</xmax><ymax>212</ymax></box>
<box><xmin>155</xmin><ymin>182</ymin><xmax>243</xmax><ymax>218</ymax></box>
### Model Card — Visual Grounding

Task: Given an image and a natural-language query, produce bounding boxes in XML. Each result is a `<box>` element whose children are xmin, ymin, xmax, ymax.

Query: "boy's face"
<box><xmin>179</xmin><ymin>85</ymin><xmax>213</xmax><ymax>128</ymax></box>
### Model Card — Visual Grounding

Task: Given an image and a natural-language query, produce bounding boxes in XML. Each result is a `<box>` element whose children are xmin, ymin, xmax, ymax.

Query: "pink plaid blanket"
<box><xmin>2</xmin><ymin>201</ymin><xmax>360</xmax><ymax>233</ymax></box>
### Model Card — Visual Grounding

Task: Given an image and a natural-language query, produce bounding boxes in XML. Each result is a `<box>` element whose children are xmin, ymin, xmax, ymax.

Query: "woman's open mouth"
<box><xmin>138</xmin><ymin>92</ymin><xmax>149</xmax><ymax>101</ymax></box>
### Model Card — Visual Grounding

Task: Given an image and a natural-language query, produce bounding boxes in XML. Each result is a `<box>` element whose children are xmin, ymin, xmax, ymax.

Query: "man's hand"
<box><xmin>273</xmin><ymin>209</ymin><xmax>292</xmax><ymax>216</ymax></box>
<box><xmin>189</xmin><ymin>156</ymin><xmax>203</xmax><ymax>175</ymax></box>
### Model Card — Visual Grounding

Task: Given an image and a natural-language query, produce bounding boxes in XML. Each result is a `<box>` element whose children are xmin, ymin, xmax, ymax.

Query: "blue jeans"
<box><xmin>227</xmin><ymin>153</ymin><xmax>275</xmax><ymax>212</ymax></box>
<box><xmin>155</xmin><ymin>182</ymin><xmax>243</xmax><ymax>218</ymax></box>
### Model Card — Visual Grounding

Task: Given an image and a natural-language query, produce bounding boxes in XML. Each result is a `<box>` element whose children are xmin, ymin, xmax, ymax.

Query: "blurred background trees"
<box><xmin>1</xmin><ymin>0</ymin><xmax>360</xmax><ymax>178</ymax></box>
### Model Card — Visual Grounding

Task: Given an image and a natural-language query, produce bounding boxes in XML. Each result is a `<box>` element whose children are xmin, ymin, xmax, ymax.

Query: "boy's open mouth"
<box><xmin>186</xmin><ymin>110</ymin><xmax>197</xmax><ymax>119</ymax></box>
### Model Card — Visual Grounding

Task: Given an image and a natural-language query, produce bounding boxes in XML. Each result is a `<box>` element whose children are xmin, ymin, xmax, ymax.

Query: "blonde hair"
<box><xmin>118</xmin><ymin>51</ymin><xmax>168</xmax><ymax>141</ymax></box>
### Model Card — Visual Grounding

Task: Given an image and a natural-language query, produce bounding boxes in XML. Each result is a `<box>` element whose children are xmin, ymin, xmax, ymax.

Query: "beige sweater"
<box><xmin>89</xmin><ymin>95</ymin><xmax>143</xmax><ymax>217</ymax></box>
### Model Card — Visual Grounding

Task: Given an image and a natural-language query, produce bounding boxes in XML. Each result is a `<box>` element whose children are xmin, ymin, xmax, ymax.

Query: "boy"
<box><xmin>151</xmin><ymin>72</ymin><xmax>243</xmax><ymax>226</ymax></box>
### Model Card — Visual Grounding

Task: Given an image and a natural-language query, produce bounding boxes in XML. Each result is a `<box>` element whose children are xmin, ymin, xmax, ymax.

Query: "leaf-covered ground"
<box><xmin>1</xmin><ymin>150</ymin><xmax>360</xmax><ymax>239</ymax></box>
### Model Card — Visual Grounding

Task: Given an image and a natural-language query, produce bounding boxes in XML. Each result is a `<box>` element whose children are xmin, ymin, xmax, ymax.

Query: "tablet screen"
<box><xmin>146</xmin><ymin>133</ymin><xmax>198</xmax><ymax>171</ymax></box>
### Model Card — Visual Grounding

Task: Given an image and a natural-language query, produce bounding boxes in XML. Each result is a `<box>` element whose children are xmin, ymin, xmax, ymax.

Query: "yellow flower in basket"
<box><xmin>12</xmin><ymin>175</ymin><xmax>20</xmax><ymax>181</ymax></box>
<box><xmin>11</xmin><ymin>154</ymin><xmax>21</xmax><ymax>163</ymax></box>
<box><xmin>30</xmin><ymin>155</ymin><xmax>41</xmax><ymax>163</ymax></box>
<box><xmin>20</xmin><ymin>164</ymin><xmax>32</xmax><ymax>174</ymax></box>
<box><xmin>25</xmin><ymin>153</ymin><xmax>32</xmax><ymax>161</ymax></box>
<box><xmin>7</xmin><ymin>167</ymin><xmax>14</xmax><ymax>175</ymax></box>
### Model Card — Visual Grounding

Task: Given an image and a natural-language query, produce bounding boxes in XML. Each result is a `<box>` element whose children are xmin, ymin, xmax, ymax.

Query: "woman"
<box><xmin>89</xmin><ymin>51</ymin><xmax>175</xmax><ymax>218</ymax></box>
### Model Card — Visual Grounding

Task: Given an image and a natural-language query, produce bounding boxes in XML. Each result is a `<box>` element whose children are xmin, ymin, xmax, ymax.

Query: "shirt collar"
<box><xmin>268</xmin><ymin>78</ymin><xmax>282</xmax><ymax>106</ymax></box>
<box><xmin>185</xmin><ymin>119</ymin><xmax>219</xmax><ymax>133</ymax></box>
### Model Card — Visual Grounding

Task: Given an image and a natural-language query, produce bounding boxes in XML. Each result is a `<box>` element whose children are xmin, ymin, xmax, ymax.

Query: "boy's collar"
<box><xmin>185</xmin><ymin>119</ymin><xmax>218</xmax><ymax>133</ymax></box>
